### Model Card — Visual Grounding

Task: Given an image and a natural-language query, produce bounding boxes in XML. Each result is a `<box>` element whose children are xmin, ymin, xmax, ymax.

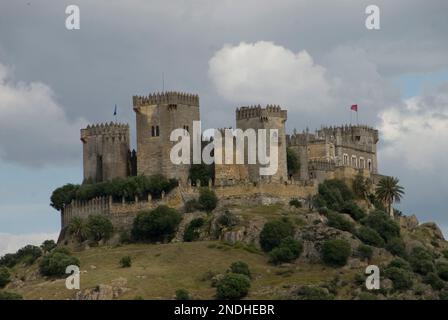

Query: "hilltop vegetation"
<box><xmin>2</xmin><ymin>178</ymin><xmax>448</xmax><ymax>300</ymax></box>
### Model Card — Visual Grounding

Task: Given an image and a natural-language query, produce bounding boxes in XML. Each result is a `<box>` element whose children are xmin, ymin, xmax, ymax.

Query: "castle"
<box><xmin>60</xmin><ymin>91</ymin><xmax>385</xmax><ymax>234</ymax></box>
<box><xmin>81</xmin><ymin>91</ymin><xmax>380</xmax><ymax>186</ymax></box>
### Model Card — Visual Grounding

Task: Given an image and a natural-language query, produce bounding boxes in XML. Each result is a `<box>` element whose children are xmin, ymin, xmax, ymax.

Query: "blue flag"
<box><xmin>113</xmin><ymin>104</ymin><xmax>117</xmax><ymax>116</ymax></box>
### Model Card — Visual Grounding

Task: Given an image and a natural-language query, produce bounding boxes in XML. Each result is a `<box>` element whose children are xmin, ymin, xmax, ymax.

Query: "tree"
<box><xmin>353</xmin><ymin>173</ymin><xmax>369</xmax><ymax>200</ymax></box>
<box><xmin>229</xmin><ymin>261</ymin><xmax>251</xmax><ymax>279</ymax></box>
<box><xmin>39</xmin><ymin>249</ymin><xmax>80</xmax><ymax>277</ymax></box>
<box><xmin>41</xmin><ymin>240</ymin><xmax>57</xmax><ymax>253</ymax></box>
<box><xmin>198</xmin><ymin>187</ymin><xmax>218</xmax><ymax>212</ymax></box>
<box><xmin>321</xmin><ymin>239</ymin><xmax>351</xmax><ymax>267</ymax></box>
<box><xmin>68</xmin><ymin>217</ymin><xmax>87</xmax><ymax>242</ymax></box>
<box><xmin>86</xmin><ymin>214</ymin><xmax>114</xmax><ymax>241</ymax></box>
<box><xmin>216</xmin><ymin>273</ymin><xmax>251</xmax><ymax>300</ymax></box>
<box><xmin>50</xmin><ymin>183</ymin><xmax>79</xmax><ymax>211</ymax></box>
<box><xmin>131</xmin><ymin>205</ymin><xmax>182</xmax><ymax>242</ymax></box>
<box><xmin>0</xmin><ymin>266</ymin><xmax>11</xmax><ymax>288</ymax></box>
<box><xmin>189</xmin><ymin>163</ymin><xmax>212</xmax><ymax>186</ymax></box>
<box><xmin>286</xmin><ymin>148</ymin><xmax>300</xmax><ymax>177</ymax></box>
<box><xmin>259</xmin><ymin>218</ymin><xmax>295</xmax><ymax>252</ymax></box>
<box><xmin>375</xmin><ymin>177</ymin><xmax>404</xmax><ymax>218</ymax></box>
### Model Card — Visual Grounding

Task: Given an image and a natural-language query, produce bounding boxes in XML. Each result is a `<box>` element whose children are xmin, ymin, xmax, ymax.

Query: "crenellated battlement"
<box><xmin>81</xmin><ymin>122</ymin><xmax>129</xmax><ymax>142</ymax></box>
<box><xmin>133</xmin><ymin>91</ymin><xmax>199</xmax><ymax>108</ymax></box>
<box><xmin>317</xmin><ymin>124</ymin><xmax>378</xmax><ymax>143</ymax></box>
<box><xmin>236</xmin><ymin>105</ymin><xmax>287</xmax><ymax>120</ymax></box>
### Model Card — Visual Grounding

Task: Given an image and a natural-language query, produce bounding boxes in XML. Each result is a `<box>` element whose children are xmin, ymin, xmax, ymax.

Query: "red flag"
<box><xmin>350</xmin><ymin>104</ymin><xmax>358</xmax><ymax>112</ymax></box>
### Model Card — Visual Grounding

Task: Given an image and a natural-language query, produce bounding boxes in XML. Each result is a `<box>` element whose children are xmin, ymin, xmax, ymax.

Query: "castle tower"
<box><xmin>236</xmin><ymin>105</ymin><xmax>288</xmax><ymax>182</ymax></box>
<box><xmin>133</xmin><ymin>91</ymin><xmax>200</xmax><ymax>183</ymax></box>
<box><xmin>316</xmin><ymin>125</ymin><xmax>379</xmax><ymax>173</ymax></box>
<box><xmin>81</xmin><ymin>122</ymin><xmax>130</xmax><ymax>182</ymax></box>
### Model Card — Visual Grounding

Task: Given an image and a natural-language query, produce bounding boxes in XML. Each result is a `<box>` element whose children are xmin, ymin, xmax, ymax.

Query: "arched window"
<box><xmin>368</xmin><ymin>159</ymin><xmax>372</xmax><ymax>171</ymax></box>
<box><xmin>359</xmin><ymin>157</ymin><xmax>365</xmax><ymax>169</ymax></box>
<box><xmin>351</xmin><ymin>155</ymin><xmax>357</xmax><ymax>168</ymax></box>
<box><xmin>151</xmin><ymin>126</ymin><xmax>155</xmax><ymax>137</ymax></box>
<box><xmin>156</xmin><ymin>126</ymin><xmax>160</xmax><ymax>136</ymax></box>
<box><xmin>343</xmin><ymin>153</ymin><xmax>349</xmax><ymax>165</ymax></box>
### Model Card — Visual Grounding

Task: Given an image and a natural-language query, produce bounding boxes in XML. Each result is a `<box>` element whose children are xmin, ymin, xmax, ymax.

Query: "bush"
<box><xmin>175</xmin><ymin>289</ymin><xmax>190</xmax><ymax>300</ymax></box>
<box><xmin>295</xmin><ymin>286</ymin><xmax>334</xmax><ymax>300</ymax></box>
<box><xmin>120</xmin><ymin>256</ymin><xmax>132</xmax><ymax>268</ymax></box>
<box><xmin>314</xmin><ymin>179</ymin><xmax>355</xmax><ymax>211</ymax></box>
<box><xmin>353</xmin><ymin>174</ymin><xmax>369</xmax><ymax>199</ymax></box>
<box><xmin>357</xmin><ymin>244</ymin><xmax>373</xmax><ymax>262</ymax></box>
<box><xmin>189</xmin><ymin>163</ymin><xmax>212</xmax><ymax>187</ymax></box>
<box><xmin>388</xmin><ymin>258</ymin><xmax>412</xmax><ymax>271</ymax></box>
<box><xmin>15</xmin><ymin>245</ymin><xmax>42</xmax><ymax>266</ymax></box>
<box><xmin>184</xmin><ymin>199</ymin><xmax>200</xmax><ymax>213</ymax></box>
<box><xmin>0</xmin><ymin>291</ymin><xmax>23</xmax><ymax>300</ymax></box>
<box><xmin>0</xmin><ymin>267</ymin><xmax>11</xmax><ymax>288</ymax></box>
<box><xmin>384</xmin><ymin>267</ymin><xmax>413</xmax><ymax>291</ymax></box>
<box><xmin>217</xmin><ymin>210</ymin><xmax>238</xmax><ymax>227</ymax></box>
<box><xmin>183</xmin><ymin>218</ymin><xmax>205</xmax><ymax>242</ymax></box>
<box><xmin>0</xmin><ymin>254</ymin><xmax>17</xmax><ymax>268</ymax></box>
<box><xmin>340</xmin><ymin>201</ymin><xmax>366</xmax><ymax>221</ymax></box>
<box><xmin>50</xmin><ymin>175</ymin><xmax>178</xmax><ymax>209</ymax></box>
<box><xmin>424</xmin><ymin>272</ymin><xmax>445</xmax><ymax>290</ymax></box>
<box><xmin>326</xmin><ymin>212</ymin><xmax>355</xmax><ymax>233</ymax></box>
<box><xmin>269</xmin><ymin>237</ymin><xmax>303</xmax><ymax>265</ymax></box>
<box><xmin>216</xmin><ymin>273</ymin><xmax>251</xmax><ymax>300</ymax></box>
<box><xmin>131</xmin><ymin>205</ymin><xmax>182</xmax><ymax>242</ymax></box>
<box><xmin>86</xmin><ymin>214</ymin><xmax>114</xmax><ymax>241</ymax></box>
<box><xmin>198</xmin><ymin>188</ymin><xmax>218</xmax><ymax>212</ymax></box>
<box><xmin>437</xmin><ymin>262</ymin><xmax>448</xmax><ymax>281</ymax></box>
<box><xmin>41</xmin><ymin>240</ymin><xmax>57</xmax><ymax>253</ymax></box>
<box><xmin>321</xmin><ymin>239</ymin><xmax>351</xmax><ymax>267</ymax></box>
<box><xmin>229</xmin><ymin>261</ymin><xmax>251</xmax><ymax>279</ymax></box>
<box><xmin>356</xmin><ymin>226</ymin><xmax>385</xmax><ymax>247</ymax></box>
<box><xmin>386</xmin><ymin>237</ymin><xmax>406</xmax><ymax>257</ymax></box>
<box><xmin>289</xmin><ymin>198</ymin><xmax>302</xmax><ymax>208</ymax></box>
<box><xmin>408</xmin><ymin>247</ymin><xmax>434</xmax><ymax>275</ymax></box>
<box><xmin>362</xmin><ymin>210</ymin><xmax>400</xmax><ymax>242</ymax></box>
<box><xmin>286</xmin><ymin>148</ymin><xmax>300</xmax><ymax>176</ymax></box>
<box><xmin>39</xmin><ymin>249</ymin><xmax>80</xmax><ymax>277</ymax></box>
<box><xmin>442</xmin><ymin>249</ymin><xmax>448</xmax><ymax>260</ymax></box>
<box><xmin>259</xmin><ymin>218</ymin><xmax>295</xmax><ymax>252</ymax></box>
<box><xmin>68</xmin><ymin>217</ymin><xmax>87</xmax><ymax>242</ymax></box>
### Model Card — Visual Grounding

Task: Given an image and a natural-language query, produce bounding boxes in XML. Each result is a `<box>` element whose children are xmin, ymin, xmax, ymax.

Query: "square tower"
<box><xmin>133</xmin><ymin>91</ymin><xmax>200</xmax><ymax>183</ymax></box>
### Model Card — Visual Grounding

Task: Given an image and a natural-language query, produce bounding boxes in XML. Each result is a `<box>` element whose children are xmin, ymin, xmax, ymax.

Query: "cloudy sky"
<box><xmin>1</xmin><ymin>0</ymin><xmax>448</xmax><ymax>255</ymax></box>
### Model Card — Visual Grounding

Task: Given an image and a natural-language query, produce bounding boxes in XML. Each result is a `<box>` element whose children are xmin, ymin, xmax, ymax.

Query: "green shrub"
<box><xmin>229</xmin><ymin>261</ymin><xmax>251</xmax><ymax>279</ymax></box>
<box><xmin>39</xmin><ymin>249</ymin><xmax>80</xmax><ymax>277</ymax></box>
<box><xmin>384</xmin><ymin>267</ymin><xmax>413</xmax><ymax>291</ymax></box>
<box><xmin>356</xmin><ymin>226</ymin><xmax>385</xmax><ymax>247</ymax></box>
<box><xmin>86</xmin><ymin>214</ymin><xmax>114</xmax><ymax>241</ymax></box>
<box><xmin>289</xmin><ymin>198</ymin><xmax>302</xmax><ymax>208</ymax></box>
<box><xmin>357</xmin><ymin>244</ymin><xmax>373</xmax><ymax>262</ymax></box>
<box><xmin>353</xmin><ymin>174</ymin><xmax>369</xmax><ymax>199</ymax></box>
<box><xmin>0</xmin><ymin>254</ymin><xmax>17</xmax><ymax>268</ymax></box>
<box><xmin>326</xmin><ymin>212</ymin><xmax>355</xmax><ymax>233</ymax></box>
<box><xmin>183</xmin><ymin>218</ymin><xmax>205</xmax><ymax>242</ymax></box>
<box><xmin>340</xmin><ymin>201</ymin><xmax>366</xmax><ymax>221</ymax></box>
<box><xmin>408</xmin><ymin>247</ymin><xmax>434</xmax><ymax>275</ymax></box>
<box><xmin>175</xmin><ymin>289</ymin><xmax>190</xmax><ymax>300</ymax></box>
<box><xmin>388</xmin><ymin>258</ymin><xmax>412</xmax><ymax>271</ymax></box>
<box><xmin>0</xmin><ymin>267</ymin><xmax>11</xmax><ymax>288</ymax></box>
<box><xmin>321</xmin><ymin>239</ymin><xmax>351</xmax><ymax>267</ymax></box>
<box><xmin>386</xmin><ymin>237</ymin><xmax>406</xmax><ymax>257</ymax></box>
<box><xmin>287</xmin><ymin>148</ymin><xmax>300</xmax><ymax>176</ymax></box>
<box><xmin>120</xmin><ymin>256</ymin><xmax>132</xmax><ymax>268</ymax></box>
<box><xmin>424</xmin><ymin>272</ymin><xmax>445</xmax><ymax>290</ymax></box>
<box><xmin>41</xmin><ymin>240</ymin><xmax>57</xmax><ymax>253</ymax></box>
<box><xmin>51</xmin><ymin>175</ymin><xmax>177</xmax><ymax>209</ymax></box>
<box><xmin>362</xmin><ymin>210</ymin><xmax>400</xmax><ymax>242</ymax></box>
<box><xmin>295</xmin><ymin>286</ymin><xmax>335</xmax><ymax>300</ymax></box>
<box><xmin>131</xmin><ymin>205</ymin><xmax>182</xmax><ymax>242</ymax></box>
<box><xmin>442</xmin><ymin>249</ymin><xmax>448</xmax><ymax>260</ymax></box>
<box><xmin>198</xmin><ymin>188</ymin><xmax>218</xmax><ymax>212</ymax></box>
<box><xmin>68</xmin><ymin>217</ymin><xmax>87</xmax><ymax>242</ymax></box>
<box><xmin>15</xmin><ymin>245</ymin><xmax>42</xmax><ymax>266</ymax></box>
<box><xmin>216</xmin><ymin>273</ymin><xmax>251</xmax><ymax>300</ymax></box>
<box><xmin>217</xmin><ymin>210</ymin><xmax>238</xmax><ymax>227</ymax></box>
<box><xmin>259</xmin><ymin>218</ymin><xmax>295</xmax><ymax>252</ymax></box>
<box><xmin>0</xmin><ymin>291</ymin><xmax>23</xmax><ymax>300</ymax></box>
<box><xmin>189</xmin><ymin>163</ymin><xmax>212</xmax><ymax>187</ymax></box>
<box><xmin>437</xmin><ymin>262</ymin><xmax>448</xmax><ymax>281</ymax></box>
<box><xmin>269</xmin><ymin>237</ymin><xmax>303</xmax><ymax>265</ymax></box>
<box><xmin>184</xmin><ymin>199</ymin><xmax>200</xmax><ymax>213</ymax></box>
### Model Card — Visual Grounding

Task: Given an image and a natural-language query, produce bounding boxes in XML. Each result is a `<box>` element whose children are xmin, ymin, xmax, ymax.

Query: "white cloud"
<box><xmin>379</xmin><ymin>83</ymin><xmax>448</xmax><ymax>171</ymax></box>
<box><xmin>0</xmin><ymin>63</ymin><xmax>87</xmax><ymax>167</ymax></box>
<box><xmin>0</xmin><ymin>232</ymin><xmax>58</xmax><ymax>256</ymax></box>
<box><xmin>208</xmin><ymin>42</ymin><xmax>402</xmax><ymax>128</ymax></box>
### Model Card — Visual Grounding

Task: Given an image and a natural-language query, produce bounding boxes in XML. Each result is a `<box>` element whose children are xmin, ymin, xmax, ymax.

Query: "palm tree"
<box><xmin>68</xmin><ymin>217</ymin><xmax>87</xmax><ymax>242</ymax></box>
<box><xmin>375</xmin><ymin>177</ymin><xmax>405</xmax><ymax>218</ymax></box>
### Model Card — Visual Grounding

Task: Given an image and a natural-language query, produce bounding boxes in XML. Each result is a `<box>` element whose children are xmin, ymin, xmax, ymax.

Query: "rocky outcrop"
<box><xmin>74</xmin><ymin>278</ymin><xmax>129</xmax><ymax>300</ymax></box>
